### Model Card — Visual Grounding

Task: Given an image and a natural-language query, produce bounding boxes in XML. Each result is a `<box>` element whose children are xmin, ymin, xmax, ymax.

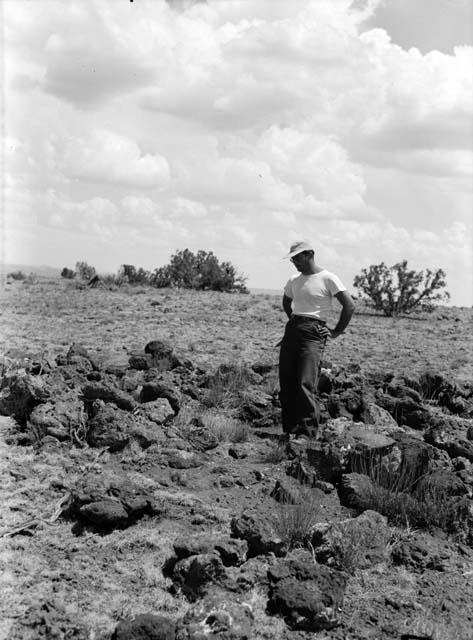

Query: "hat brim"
<box><xmin>283</xmin><ymin>247</ymin><xmax>313</xmax><ymax>259</ymax></box>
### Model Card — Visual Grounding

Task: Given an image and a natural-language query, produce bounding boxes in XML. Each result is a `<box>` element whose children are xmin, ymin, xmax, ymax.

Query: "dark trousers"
<box><xmin>278</xmin><ymin>316</ymin><xmax>326</xmax><ymax>438</ymax></box>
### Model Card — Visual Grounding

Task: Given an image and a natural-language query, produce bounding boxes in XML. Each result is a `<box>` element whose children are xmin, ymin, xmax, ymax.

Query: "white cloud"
<box><xmin>4</xmin><ymin>0</ymin><xmax>472</xmax><ymax>305</ymax></box>
<box><xmin>59</xmin><ymin>130</ymin><xmax>170</xmax><ymax>189</ymax></box>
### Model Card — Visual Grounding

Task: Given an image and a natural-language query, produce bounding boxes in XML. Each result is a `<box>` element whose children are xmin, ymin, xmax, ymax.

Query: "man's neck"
<box><xmin>300</xmin><ymin>262</ymin><xmax>323</xmax><ymax>275</ymax></box>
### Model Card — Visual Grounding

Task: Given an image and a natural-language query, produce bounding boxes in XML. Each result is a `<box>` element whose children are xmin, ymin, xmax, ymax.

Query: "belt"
<box><xmin>291</xmin><ymin>315</ymin><xmax>326</xmax><ymax>325</ymax></box>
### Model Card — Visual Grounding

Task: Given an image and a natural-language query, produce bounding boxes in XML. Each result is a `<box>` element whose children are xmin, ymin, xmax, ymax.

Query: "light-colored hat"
<box><xmin>284</xmin><ymin>240</ymin><xmax>314</xmax><ymax>259</ymax></box>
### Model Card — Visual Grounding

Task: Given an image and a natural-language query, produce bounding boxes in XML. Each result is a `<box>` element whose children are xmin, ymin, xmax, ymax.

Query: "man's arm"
<box><xmin>329</xmin><ymin>290</ymin><xmax>355</xmax><ymax>338</ymax></box>
<box><xmin>282</xmin><ymin>294</ymin><xmax>293</xmax><ymax>319</ymax></box>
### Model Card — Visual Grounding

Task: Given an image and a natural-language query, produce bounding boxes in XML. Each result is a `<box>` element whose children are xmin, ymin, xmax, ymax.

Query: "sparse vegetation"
<box><xmin>61</xmin><ymin>267</ymin><xmax>76</xmax><ymax>279</ymax></box>
<box><xmin>7</xmin><ymin>270</ymin><xmax>27</xmax><ymax>281</ymax></box>
<box><xmin>354</xmin><ymin>260</ymin><xmax>450</xmax><ymax>316</ymax></box>
<box><xmin>273</xmin><ymin>486</ymin><xmax>321</xmax><ymax>548</ymax></box>
<box><xmin>151</xmin><ymin>249</ymin><xmax>249</xmax><ymax>293</ymax></box>
<box><xmin>75</xmin><ymin>261</ymin><xmax>97</xmax><ymax>281</ymax></box>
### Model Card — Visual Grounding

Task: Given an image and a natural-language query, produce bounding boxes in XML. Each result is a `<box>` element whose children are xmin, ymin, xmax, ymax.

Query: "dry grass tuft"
<box><xmin>272</xmin><ymin>486</ymin><xmax>321</xmax><ymax>548</ymax></box>
<box><xmin>200</xmin><ymin>410</ymin><xmax>250</xmax><ymax>443</ymax></box>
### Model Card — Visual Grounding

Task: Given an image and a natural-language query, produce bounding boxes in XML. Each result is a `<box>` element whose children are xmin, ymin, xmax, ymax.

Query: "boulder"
<box><xmin>231</xmin><ymin>511</ymin><xmax>288</xmax><ymax>557</ymax></box>
<box><xmin>112</xmin><ymin>614</ymin><xmax>176</xmax><ymax>640</ymax></box>
<box><xmin>267</xmin><ymin>555</ymin><xmax>347</xmax><ymax>630</ymax></box>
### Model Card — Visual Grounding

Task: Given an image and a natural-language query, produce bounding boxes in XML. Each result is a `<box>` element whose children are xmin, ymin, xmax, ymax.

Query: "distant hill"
<box><xmin>1</xmin><ymin>264</ymin><xmax>60</xmax><ymax>278</ymax></box>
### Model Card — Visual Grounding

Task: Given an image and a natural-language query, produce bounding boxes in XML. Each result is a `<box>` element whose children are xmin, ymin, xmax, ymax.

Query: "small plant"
<box><xmin>351</xmin><ymin>452</ymin><xmax>471</xmax><ymax>536</ymax></box>
<box><xmin>263</xmin><ymin>442</ymin><xmax>287</xmax><ymax>464</ymax></box>
<box><xmin>273</xmin><ymin>486</ymin><xmax>321</xmax><ymax>548</ymax></box>
<box><xmin>203</xmin><ymin>363</ymin><xmax>254</xmax><ymax>411</ymax></box>
<box><xmin>201</xmin><ymin>411</ymin><xmax>249</xmax><ymax>443</ymax></box>
<box><xmin>328</xmin><ymin>519</ymin><xmax>390</xmax><ymax>574</ymax></box>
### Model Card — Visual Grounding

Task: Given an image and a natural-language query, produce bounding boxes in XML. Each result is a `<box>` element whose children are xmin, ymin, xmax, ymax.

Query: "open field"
<box><xmin>0</xmin><ymin>279</ymin><xmax>472</xmax><ymax>640</ymax></box>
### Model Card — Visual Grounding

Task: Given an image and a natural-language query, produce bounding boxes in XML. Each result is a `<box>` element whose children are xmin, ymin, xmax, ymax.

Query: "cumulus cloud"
<box><xmin>59</xmin><ymin>130</ymin><xmax>170</xmax><ymax>189</ymax></box>
<box><xmin>4</xmin><ymin>0</ymin><xmax>472</xmax><ymax>304</ymax></box>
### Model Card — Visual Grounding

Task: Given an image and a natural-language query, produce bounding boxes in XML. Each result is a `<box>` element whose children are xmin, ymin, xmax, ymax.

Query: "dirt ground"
<box><xmin>0</xmin><ymin>279</ymin><xmax>472</xmax><ymax>640</ymax></box>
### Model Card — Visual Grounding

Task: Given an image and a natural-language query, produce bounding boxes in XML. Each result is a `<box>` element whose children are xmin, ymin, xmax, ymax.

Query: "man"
<box><xmin>279</xmin><ymin>240</ymin><xmax>355</xmax><ymax>440</ymax></box>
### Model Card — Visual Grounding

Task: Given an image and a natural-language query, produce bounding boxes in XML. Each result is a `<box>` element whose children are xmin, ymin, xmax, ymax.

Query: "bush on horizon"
<box><xmin>150</xmin><ymin>249</ymin><xmax>249</xmax><ymax>293</ymax></box>
<box><xmin>353</xmin><ymin>260</ymin><xmax>450</xmax><ymax>316</ymax></box>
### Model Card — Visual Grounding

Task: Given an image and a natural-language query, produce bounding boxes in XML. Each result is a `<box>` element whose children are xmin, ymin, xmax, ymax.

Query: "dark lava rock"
<box><xmin>231</xmin><ymin>511</ymin><xmax>288</xmax><ymax>557</ymax></box>
<box><xmin>82</xmin><ymin>381</ymin><xmax>137</xmax><ymax>411</ymax></box>
<box><xmin>0</xmin><ymin>373</ymin><xmax>50</xmax><ymax>423</ymax></box>
<box><xmin>140</xmin><ymin>381</ymin><xmax>181</xmax><ymax>414</ymax></box>
<box><xmin>66</xmin><ymin>472</ymin><xmax>161</xmax><ymax>532</ymax></box>
<box><xmin>29</xmin><ymin>396</ymin><xmax>84</xmax><ymax>442</ymax></box>
<box><xmin>140</xmin><ymin>399</ymin><xmax>175</xmax><ymax>425</ymax></box>
<box><xmin>175</xmin><ymin>593</ymin><xmax>254</xmax><ymax>640</ymax></box>
<box><xmin>267</xmin><ymin>555</ymin><xmax>347</xmax><ymax>630</ymax></box>
<box><xmin>184</xmin><ymin>418</ymin><xmax>219</xmax><ymax>452</ymax></box>
<box><xmin>171</xmin><ymin>553</ymin><xmax>228</xmax><ymax>600</ymax></box>
<box><xmin>173</xmin><ymin>535</ymin><xmax>248</xmax><ymax>567</ymax></box>
<box><xmin>79</xmin><ymin>500</ymin><xmax>129</xmax><ymax>529</ymax></box>
<box><xmin>129</xmin><ymin>353</ymin><xmax>154</xmax><ymax>371</ymax></box>
<box><xmin>112</xmin><ymin>613</ymin><xmax>176</xmax><ymax>640</ymax></box>
<box><xmin>337</xmin><ymin>473</ymin><xmax>376</xmax><ymax>511</ymax></box>
<box><xmin>145</xmin><ymin>340</ymin><xmax>184</xmax><ymax>371</ymax></box>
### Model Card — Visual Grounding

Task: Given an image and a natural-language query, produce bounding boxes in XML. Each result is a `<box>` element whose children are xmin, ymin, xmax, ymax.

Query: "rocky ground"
<box><xmin>0</xmin><ymin>279</ymin><xmax>472</xmax><ymax>640</ymax></box>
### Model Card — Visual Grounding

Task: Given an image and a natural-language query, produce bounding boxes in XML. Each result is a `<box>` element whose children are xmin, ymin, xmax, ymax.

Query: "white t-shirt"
<box><xmin>284</xmin><ymin>269</ymin><xmax>346</xmax><ymax>321</ymax></box>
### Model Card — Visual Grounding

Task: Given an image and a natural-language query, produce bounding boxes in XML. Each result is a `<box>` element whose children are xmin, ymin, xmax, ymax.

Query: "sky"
<box><xmin>3</xmin><ymin>0</ymin><xmax>473</xmax><ymax>305</ymax></box>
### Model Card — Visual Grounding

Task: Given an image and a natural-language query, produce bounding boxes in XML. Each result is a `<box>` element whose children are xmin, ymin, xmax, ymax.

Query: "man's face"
<box><xmin>290</xmin><ymin>250</ymin><xmax>312</xmax><ymax>271</ymax></box>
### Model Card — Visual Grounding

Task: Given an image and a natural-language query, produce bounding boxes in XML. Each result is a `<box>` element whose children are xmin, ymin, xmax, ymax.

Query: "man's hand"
<box><xmin>318</xmin><ymin>326</ymin><xmax>343</xmax><ymax>339</ymax></box>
